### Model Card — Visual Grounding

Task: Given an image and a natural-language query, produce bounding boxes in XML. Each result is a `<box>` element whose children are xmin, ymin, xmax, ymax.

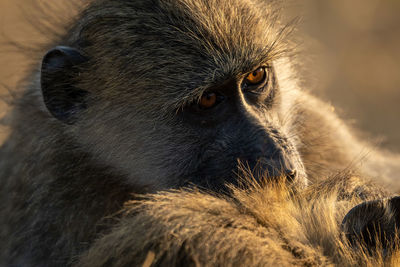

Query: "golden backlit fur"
<box><xmin>77</xmin><ymin>173</ymin><xmax>400</xmax><ymax>266</ymax></box>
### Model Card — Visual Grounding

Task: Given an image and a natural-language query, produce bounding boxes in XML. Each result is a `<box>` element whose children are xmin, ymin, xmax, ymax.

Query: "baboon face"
<box><xmin>40</xmin><ymin>0</ymin><xmax>307</xmax><ymax>192</ymax></box>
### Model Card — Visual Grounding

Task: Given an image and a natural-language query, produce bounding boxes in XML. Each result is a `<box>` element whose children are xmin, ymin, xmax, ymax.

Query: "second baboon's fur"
<box><xmin>77</xmin><ymin>173</ymin><xmax>400</xmax><ymax>267</ymax></box>
<box><xmin>1</xmin><ymin>0</ymin><xmax>400</xmax><ymax>266</ymax></box>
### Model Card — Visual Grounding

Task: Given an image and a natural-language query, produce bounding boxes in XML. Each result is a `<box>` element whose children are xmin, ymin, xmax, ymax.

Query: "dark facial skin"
<box><xmin>177</xmin><ymin>66</ymin><xmax>307</xmax><ymax>190</ymax></box>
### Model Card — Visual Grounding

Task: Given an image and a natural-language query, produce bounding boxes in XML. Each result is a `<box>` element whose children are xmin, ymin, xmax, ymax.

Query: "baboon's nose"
<box><xmin>285</xmin><ymin>169</ymin><xmax>297</xmax><ymax>182</ymax></box>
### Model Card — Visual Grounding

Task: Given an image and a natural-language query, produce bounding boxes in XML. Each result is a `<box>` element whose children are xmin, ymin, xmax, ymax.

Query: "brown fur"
<box><xmin>77</xmin><ymin>173</ymin><xmax>400</xmax><ymax>266</ymax></box>
<box><xmin>1</xmin><ymin>0</ymin><xmax>400</xmax><ymax>266</ymax></box>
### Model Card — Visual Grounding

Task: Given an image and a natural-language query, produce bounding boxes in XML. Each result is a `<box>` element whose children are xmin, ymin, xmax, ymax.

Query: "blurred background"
<box><xmin>0</xmin><ymin>0</ymin><xmax>399</xmax><ymax>151</ymax></box>
<box><xmin>292</xmin><ymin>0</ymin><xmax>400</xmax><ymax>152</ymax></box>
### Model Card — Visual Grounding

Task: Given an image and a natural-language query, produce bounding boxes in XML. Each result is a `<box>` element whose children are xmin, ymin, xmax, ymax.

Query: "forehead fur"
<box><xmin>74</xmin><ymin>0</ymin><xmax>292</xmax><ymax>110</ymax></box>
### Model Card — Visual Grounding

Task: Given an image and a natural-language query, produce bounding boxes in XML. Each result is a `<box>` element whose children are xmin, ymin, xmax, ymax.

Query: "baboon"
<box><xmin>1</xmin><ymin>0</ymin><xmax>400</xmax><ymax>266</ymax></box>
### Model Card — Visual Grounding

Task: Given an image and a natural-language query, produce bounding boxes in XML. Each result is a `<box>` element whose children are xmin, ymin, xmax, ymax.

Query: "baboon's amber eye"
<box><xmin>245</xmin><ymin>67</ymin><xmax>266</xmax><ymax>85</ymax></box>
<box><xmin>199</xmin><ymin>92</ymin><xmax>217</xmax><ymax>109</ymax></box>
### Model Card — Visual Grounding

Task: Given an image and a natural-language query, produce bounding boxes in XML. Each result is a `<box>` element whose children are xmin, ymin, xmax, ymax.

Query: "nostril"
<box><xmin>285</xmin><ymin>169</ymin><xmax>297</xmax><ymax>182</ymax></box>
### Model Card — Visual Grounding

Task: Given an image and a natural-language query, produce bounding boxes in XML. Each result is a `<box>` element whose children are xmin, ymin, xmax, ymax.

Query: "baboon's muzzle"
<box><xmin>235</xmin><ymin>128</ymin><xmax>307</xmax><ymax>187</ymax></box>
<box><xmin>189</xmin><ymin>124</ymin><xmax>307</xmax><ymax>191</ymax></box>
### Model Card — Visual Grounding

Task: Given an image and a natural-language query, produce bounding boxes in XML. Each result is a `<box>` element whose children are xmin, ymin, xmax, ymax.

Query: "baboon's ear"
<box><xmin>41</xmin><ymin>46</ymin><xmax>88</xmax><ymax>124</ymax></box>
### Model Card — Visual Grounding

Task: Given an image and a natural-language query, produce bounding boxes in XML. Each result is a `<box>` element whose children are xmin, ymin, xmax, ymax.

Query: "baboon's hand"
<box><xmin>342</xmin><ymin>196</ymin><xmax>400</xmax><ymax>250</ymax></box>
